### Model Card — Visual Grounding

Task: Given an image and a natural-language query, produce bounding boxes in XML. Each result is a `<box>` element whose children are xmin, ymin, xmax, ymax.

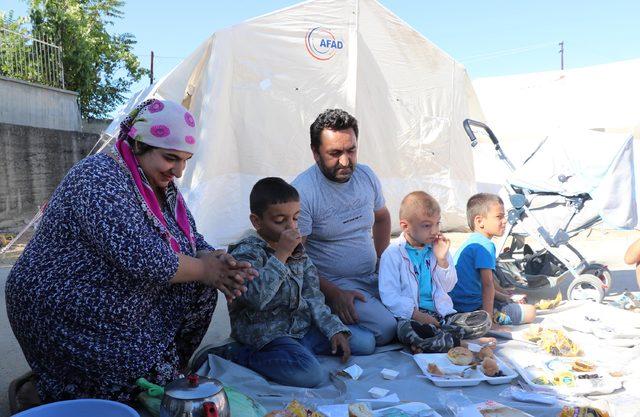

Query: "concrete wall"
<box><xmin>0</xmin><ymin>76</ymin><xmax>82</xmax><ymax>131</ymax></box>
<box><xmin>0</xmin><ymin>123</ymin><xmax>97</xmax><ymax>231</ymax></box>
<box><xmin>82</xmin><ymin>118</ymin><xmax>113</xmax><ymax>135</ymax></box>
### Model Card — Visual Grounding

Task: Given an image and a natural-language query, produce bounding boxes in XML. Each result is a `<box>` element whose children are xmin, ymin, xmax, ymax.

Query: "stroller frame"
<box><xmin>463</xmin><ymin>119</ymin><xmax>610</xmax><ymax>303</ymax></box>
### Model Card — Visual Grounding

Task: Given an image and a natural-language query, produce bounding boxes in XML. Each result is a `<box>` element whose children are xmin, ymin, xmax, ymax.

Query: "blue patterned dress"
<box><xmin>5</xmin><ymin>153</ymin><xmax>217</xmax><ymax>402</ymax></box>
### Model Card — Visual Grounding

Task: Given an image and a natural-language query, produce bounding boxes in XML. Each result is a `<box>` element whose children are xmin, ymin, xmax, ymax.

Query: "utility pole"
<box><xmin>150</xmin><ymin>50</ymin><xmax>155</xmax><ymax>84</ymax></box>
<box><xmin>558</xmin><ymin>41</ymin><xmax>564</xmax><ymax>70</ymax></box>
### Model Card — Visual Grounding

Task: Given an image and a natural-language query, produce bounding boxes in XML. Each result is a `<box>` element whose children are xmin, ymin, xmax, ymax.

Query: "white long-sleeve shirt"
<box><xmin>378</xmin><ymin>233</ymin><xmax>458</xmax><ymax>319</ymax></box>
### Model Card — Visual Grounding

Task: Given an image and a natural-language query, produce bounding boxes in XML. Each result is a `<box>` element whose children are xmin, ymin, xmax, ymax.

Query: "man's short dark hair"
<box><xmin>310</xmin><ymin>108</ymin><xmax>359</xmax><ymax>151</ymax></box>
<box><xmin>466</xmin><ymin>193</ymin><xmax>504</xmax><ymax>230</ymax></box>
<box><xmin>250</xmin><ymin>177</ymin><xmax>300</xmax><ymax>217</ymax></box>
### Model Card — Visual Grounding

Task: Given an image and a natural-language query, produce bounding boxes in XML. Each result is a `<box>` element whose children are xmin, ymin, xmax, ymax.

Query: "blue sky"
<box><xmin>5</xmin><ymin>0</ymin><xmax>640</xmax><ymax>99</ymax></box>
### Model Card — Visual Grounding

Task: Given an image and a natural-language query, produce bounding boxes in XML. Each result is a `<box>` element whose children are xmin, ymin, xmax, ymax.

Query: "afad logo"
<box><xmin>305</xmin><ymin>27</ymin><xmax>344</xmax><ymax>61</ymax></box>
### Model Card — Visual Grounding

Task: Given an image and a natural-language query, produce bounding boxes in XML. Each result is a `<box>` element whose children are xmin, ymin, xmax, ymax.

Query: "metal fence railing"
<box><xmin>0</xmin><ymin>27</ymin><xmax>65</xmax><ymax>89</ymax></box>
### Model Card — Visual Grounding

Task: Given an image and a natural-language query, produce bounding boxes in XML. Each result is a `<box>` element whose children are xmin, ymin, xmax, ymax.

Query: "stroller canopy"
<box><xmin>509</xmin><ymin>128</ymin><xmax>636</xmax><ymax>230</ymax></box>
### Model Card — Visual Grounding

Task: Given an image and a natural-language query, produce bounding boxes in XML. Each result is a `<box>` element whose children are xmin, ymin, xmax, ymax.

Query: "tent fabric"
<box><xmin>508</xmin><ymin>128</ymin><xmax>637</xmax><ymax>229</ymax></box>
<box><xmin>473</xmin><ymin>58</ymin><xmax>640</xmax><ymax>144</ymax></box>
<box><xmin>103</xmin><ymin>0</ymin><xmax>483</xmax><ymax>247</ymax></box>
<box><xmin>471</xmin><ymin>59</ymin><xmax>640</xmax><ymax>229</ymax></box>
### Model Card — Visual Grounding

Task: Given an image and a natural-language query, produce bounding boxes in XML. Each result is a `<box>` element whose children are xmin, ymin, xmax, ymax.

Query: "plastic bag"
<box><xmin>437</xmin><ymin>390</ymin><xmax>482</xmax><ymax>417</ymax></box>
<box><xmin>498</xmin><ymin>385</ymin><xmax>557</xmax><ymax>405</ymax></box>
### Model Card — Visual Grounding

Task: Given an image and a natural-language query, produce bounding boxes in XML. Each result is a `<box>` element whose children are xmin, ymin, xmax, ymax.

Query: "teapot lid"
<box><xmin>164</xmin><ymin>374</ymin><xmax>224</xmax><ymax>400</ymax></box>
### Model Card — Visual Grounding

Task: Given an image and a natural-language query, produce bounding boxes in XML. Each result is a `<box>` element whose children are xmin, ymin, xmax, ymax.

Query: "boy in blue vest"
<box><xmin>450</xmin><ymin>193</ymin><xmax>536</xmax><ymax>327</ymax></box>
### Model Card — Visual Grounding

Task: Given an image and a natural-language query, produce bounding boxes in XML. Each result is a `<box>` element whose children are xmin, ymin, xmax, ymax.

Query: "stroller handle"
<box><xmin>463</xmin><ymin>119</ymin><xmax>500</xmax><ymax>147</ymax></box>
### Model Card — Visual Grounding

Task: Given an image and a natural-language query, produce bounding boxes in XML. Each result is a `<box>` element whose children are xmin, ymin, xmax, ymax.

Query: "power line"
<box><xmin>461</xmin><ymin>42</ymin><xmax>558</xmax><ymax>63</ymax></box>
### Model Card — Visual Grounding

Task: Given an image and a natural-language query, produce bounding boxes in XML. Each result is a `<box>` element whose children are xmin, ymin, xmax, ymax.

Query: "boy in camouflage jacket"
<box><xmin>225</xmin><ymin>178</ymin><xmax>376</xmax><ymax>388</ymax></box>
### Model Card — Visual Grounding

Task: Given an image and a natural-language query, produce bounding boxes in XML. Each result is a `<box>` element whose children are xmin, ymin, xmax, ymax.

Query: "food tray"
<box><xmin>413</xmin><ymin>353</ymin><xmax>517</xmax><ymax>387</ymax></box>
<box><xmin>499</xmin><ymin>346</ymin><xmax>623</xmax><ymax>396</ymax></box>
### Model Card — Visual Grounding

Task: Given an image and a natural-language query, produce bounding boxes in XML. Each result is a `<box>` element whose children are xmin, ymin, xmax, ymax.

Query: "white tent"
<box><xmin>470</xmin><ymin>59</ymin><xmax>640</xmax><ymax>229</ymax></box>
<box><xmin>471</xmin><ymin>59</ymin><xmax>640</xmax><ymax>190</ymax></box>
<box><xmin>104</xmin><ymin>0</ymin><xmax>484</xmax><ymax>246</ymax></box>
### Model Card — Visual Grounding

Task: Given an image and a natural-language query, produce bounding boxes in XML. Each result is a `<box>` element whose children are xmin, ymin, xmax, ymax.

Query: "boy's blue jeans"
<box><xmin>229</xmin><ymin>325</ymin><xmax>376</xmax><ymax>388</ymax></box>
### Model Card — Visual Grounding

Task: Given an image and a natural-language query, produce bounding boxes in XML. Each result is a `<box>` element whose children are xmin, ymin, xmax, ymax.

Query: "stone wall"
<box><xmin>0</xmin><ymin>122</ymin><xmax>97</xmax><ymax>231</ymax></box>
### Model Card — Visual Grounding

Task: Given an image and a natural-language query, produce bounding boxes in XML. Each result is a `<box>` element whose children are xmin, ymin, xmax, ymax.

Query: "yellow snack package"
<box><xmin>286</xmin><ymin>400</ymin><xmax>326</xmax><ymax>417</ymax></box>
<box><xmin>535</xmin><ymin>292</ymin><xmax>563</xmax><ymax>310</ymax></box>
<box><xmin>553</xmin><ymin>371</ymin><xmax>576</xmax><ymax>387</ymax></box>
<box><xmin>558</xmin><ymin>405</ymin><xmax>610</xmax><ymax>417</ymax></box>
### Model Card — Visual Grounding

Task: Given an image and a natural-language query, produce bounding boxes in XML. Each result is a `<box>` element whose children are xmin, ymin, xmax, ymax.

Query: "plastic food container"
<box><xmin>13</xmin><ymin>399</ymin><xmax>139</xmax><ymax>417</ymax></box>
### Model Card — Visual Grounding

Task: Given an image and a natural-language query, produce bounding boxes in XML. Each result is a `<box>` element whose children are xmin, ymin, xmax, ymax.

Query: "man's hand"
<box><xmin>327</xmin><ymin>288</ymin><xmax>366</xmax><ymax>324</ymax></box>
<box><xmin>274</xmin><ymin>229</ymin><xmax>301</xmax><ymax>264</ymax></box>
<box><xmin>412</xmin><ymin>310</ymin><xmax>440</xmax><ymax>327</ymax></box>
<box><xmin>432</xmin><ymin>233</ymin><xmax>450</xmax><ymax>268</ymax></box>
<box><xmin>330</xmin><ymin>332</ymin><xmax>351</xmax><ymax>363</ymax></box>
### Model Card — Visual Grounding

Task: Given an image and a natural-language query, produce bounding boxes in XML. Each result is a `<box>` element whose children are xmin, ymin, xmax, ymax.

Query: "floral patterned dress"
<box><xmin>5</xmin><ymin>153</ymin><xmax>217</xmax><ymax>402</ymax></box>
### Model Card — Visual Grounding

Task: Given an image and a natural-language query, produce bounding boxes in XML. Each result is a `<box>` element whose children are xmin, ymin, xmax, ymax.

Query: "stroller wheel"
<box><xmin>567</xmin><ymin>274</ymin><xmax>605</xmax><ymax>303</ymax></box>
<box><xmin>583</xmin><ymin>263</ymin><xmax>612</xmax><ymax>295</ymax></box>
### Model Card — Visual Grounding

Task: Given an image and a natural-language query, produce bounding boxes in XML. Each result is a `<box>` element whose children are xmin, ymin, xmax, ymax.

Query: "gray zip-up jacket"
<box><xmin>228</xmin><ymin>235</ymin><xmax>349</xmax><ymax>349</ymax></box>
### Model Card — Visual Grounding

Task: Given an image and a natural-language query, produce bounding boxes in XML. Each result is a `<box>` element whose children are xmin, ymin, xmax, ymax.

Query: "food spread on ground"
<box><xmin>535</xmin><ymin>293</ymin><xmax>563</xmax><ymax>311</ymax></box>
<box><xmin>203</xmin><ymin>302</ymin><xmax>638</xmax><ymax>416</ymax></box>
<box><xmin>524</xmin><ymin>325</ymin><xmax>582</xmax><ymax>356</ymax></box>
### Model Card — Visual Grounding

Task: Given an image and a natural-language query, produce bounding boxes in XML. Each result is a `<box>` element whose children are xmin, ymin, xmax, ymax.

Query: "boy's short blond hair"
<box><xmin>399</xmin><ymin>191</ymin><xmax>440</xmax><ymax>220</ymax></box>
<box><xmin>466</xmin><ymin>193</ymin><xmax>504</xmax><ymax>230</ymax></box>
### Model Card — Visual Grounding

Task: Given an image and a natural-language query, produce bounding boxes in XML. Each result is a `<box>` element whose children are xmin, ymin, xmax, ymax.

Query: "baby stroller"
<box><xmin>463</xmin><ymin>119</ymin><xmax>612</xmax><ymax>304</ymax></box>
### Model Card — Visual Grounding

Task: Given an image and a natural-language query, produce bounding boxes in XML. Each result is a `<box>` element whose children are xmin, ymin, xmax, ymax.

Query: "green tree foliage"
<box><xmin>0</xmin><ymin>11</ymin><xmax>42</xmax><ymax>84</ymax></box>
<box><xmin>28</xmin><ymin>0</ymin><xmax>147</xmax><ymax>118</ymax></box>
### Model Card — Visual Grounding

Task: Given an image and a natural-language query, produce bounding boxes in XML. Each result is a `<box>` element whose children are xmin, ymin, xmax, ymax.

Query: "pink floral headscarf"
<box><xmin>113</xmin><ymin>99</ymin><xmax>198</xmax><ymax>253</ymax></box>
<box><xmin>118</xmin><ymin>98</ymin><xmax>198</xmax><ymax>153</ymax></box>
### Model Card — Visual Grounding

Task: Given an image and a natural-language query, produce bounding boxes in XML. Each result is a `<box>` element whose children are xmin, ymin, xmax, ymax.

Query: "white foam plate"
<box><xmin>413</xmin><ymin>353</ymin><xmax>517</xmax><ymax>387</ymax></box>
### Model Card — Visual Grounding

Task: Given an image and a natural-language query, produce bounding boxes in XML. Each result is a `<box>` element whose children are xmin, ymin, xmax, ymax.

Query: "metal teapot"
<box><xmin>160</xmin><ymin>374</ymin><xmax>230</xmax><ymax>417</ymax></box>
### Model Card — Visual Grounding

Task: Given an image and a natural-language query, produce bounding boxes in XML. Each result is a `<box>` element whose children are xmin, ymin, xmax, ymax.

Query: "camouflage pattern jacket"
<box><xmin>228</xmin><ymin>235</ymin><xmax>349</xmax><ymax>349</ymax></box>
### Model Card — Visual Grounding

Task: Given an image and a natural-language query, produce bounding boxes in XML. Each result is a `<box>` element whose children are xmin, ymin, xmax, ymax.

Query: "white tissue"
<box><xmin>368</xmin><ymin>387</ymin><xmax>390</xmax><ymax>399</ymax></box>
<box><xmin>381</xmin><ymin>368</ymin><xmax>399</xmax><ymax>380</ymax></box>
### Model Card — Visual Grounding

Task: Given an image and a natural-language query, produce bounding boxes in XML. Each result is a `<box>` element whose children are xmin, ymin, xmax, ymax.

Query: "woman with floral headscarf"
<box><xmin>6</xmin><ymin>99</ymin><xmax>256</xmax><ymax>404</ymax></box>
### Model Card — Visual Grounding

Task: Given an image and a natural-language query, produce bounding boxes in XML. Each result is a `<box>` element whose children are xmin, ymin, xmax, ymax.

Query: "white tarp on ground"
<box><xmin>471</xmin><ymin>59</ymin><xmax>640</xmax><ymax>229</ymax></box>
<box><xmin>103</xmin><ymin>0</ymin><xmax>484</xmax><ymax>247</ymax></box>
<box><xmin>195</xmin><ymin>302</ymin><xmax>640</xmax><ymax>417</ymax></box>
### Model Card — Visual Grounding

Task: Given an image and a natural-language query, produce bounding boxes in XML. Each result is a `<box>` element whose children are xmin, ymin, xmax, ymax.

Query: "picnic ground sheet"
<box><xmin>194</xmin><ymin>301</ymin><xmax>640</xmax><ymax>417</ymax></box>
